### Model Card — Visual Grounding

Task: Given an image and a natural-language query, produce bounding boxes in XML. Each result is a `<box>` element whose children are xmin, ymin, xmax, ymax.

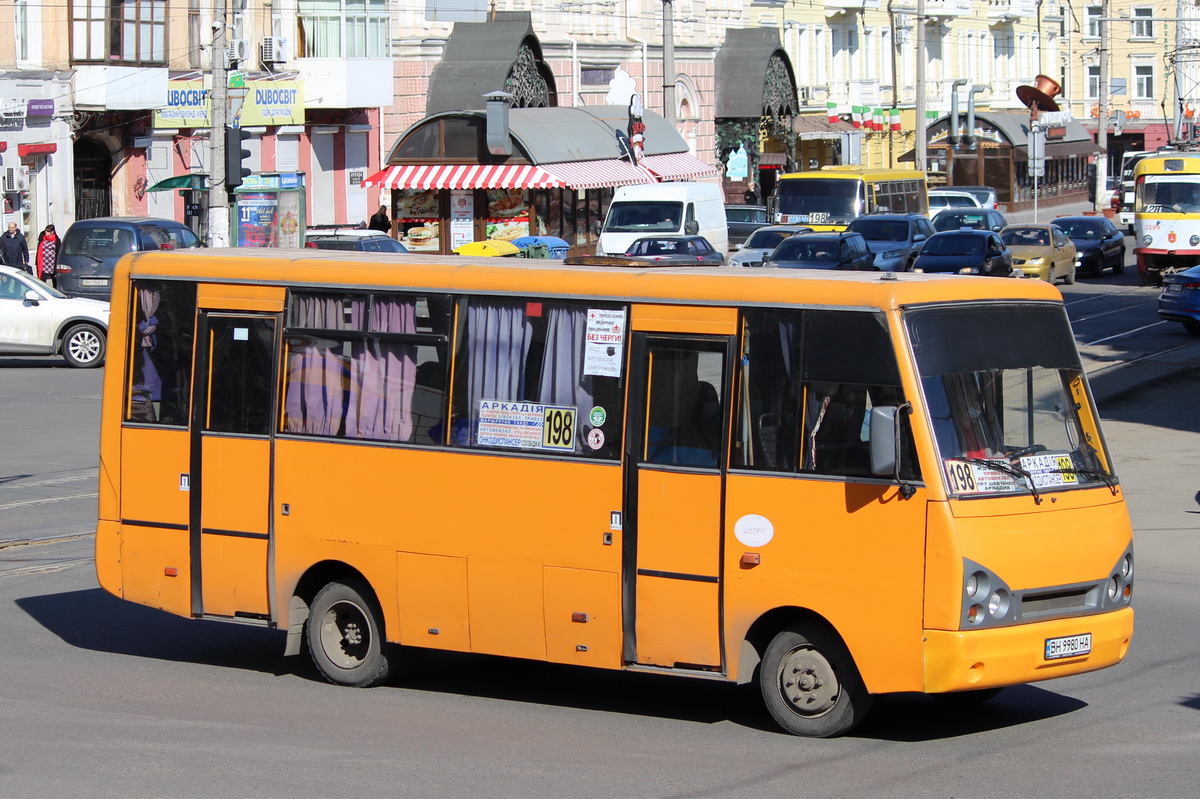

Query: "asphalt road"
<box><xmin>2</xmin><ymin>260</ymin><xmax>1200</xmax><ymax>797</ymax></box>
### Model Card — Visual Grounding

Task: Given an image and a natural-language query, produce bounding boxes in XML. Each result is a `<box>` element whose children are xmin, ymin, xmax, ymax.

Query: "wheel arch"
<box><xmin>734</xmin><ymin>606</ymin><xmax>847</xmax><ymax>686</ymax></box>
<box><xmin>54</xmin><ymin>317</ymin><xmax>108</xmax><ymax>352</ymax></box>
<box><xmin>282</xmin><ymin>560</ymin><xmax>382</xmax><ymax>657</ymax></box>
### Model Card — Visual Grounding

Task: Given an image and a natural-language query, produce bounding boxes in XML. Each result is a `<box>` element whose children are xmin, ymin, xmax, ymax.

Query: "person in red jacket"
<box><xmin>35</xmin><ymin>224</ymin><xmax>59</xmax><ymax>286</ymax></box>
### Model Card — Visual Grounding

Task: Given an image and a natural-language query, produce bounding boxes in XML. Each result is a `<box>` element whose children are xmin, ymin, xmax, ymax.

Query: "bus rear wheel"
<box><xmin>759</xmin><ymin>625</ymin><xmax>871</xmax><ymax>737</ymax></box>
<box><xmin>307</xmin><ymin>579</ymin><xmax>396</xmax><ymax>688</ymax></box>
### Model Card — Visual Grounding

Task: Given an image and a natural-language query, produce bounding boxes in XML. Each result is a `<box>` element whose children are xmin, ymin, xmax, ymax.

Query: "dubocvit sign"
<box><xmin>240</xmin><ymin>80</ymin><xmax>305</xmax><ymax>127</ymax></box>
<box><xmin>154</xmin><ymin>79</ymin><xmax>211</xmax><ymax>128</ymax></box>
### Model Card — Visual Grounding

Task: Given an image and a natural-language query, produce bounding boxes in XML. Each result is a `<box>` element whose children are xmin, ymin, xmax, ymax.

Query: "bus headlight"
<box><xmin>988</xmin><ymin>589</ymin><xmax>1010</xmax><ymax>618</ymax></box>
<box><xmin>1143</xmin><ymin>234</ymin><xmax>1153</xmax><ymax>246</ymax></box>
<box><xmin>1191</xmin><ymin>235</ymin><xmax>1200</xmax><ymax>246</ymax></box>
<box><xmin>1107</xmin><ymin>576</ymin><xmax>1120</xmax><ymax>600</ymax></box>
<box><xmin>961</xmin><ymin>560</ymin><xmax>1014</xmax><ymax>628</ymax></box>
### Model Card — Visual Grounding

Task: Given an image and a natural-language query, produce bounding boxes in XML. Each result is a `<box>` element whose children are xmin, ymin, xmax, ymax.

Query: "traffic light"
<box><xmin>225</xmin><ymin>125</ymin><xmax>252</xmax><ymax>191</ymax></box>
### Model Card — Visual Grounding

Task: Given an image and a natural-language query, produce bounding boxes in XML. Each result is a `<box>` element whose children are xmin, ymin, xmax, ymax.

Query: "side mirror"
<box><xmin>869</xmin><ymin>406</ymin><xmax>899</xmax><ymax>476</ymax></box>
<box><xmin>24</xmin><ymin>290</ymin><xmax>40</xmax><ymax>303</ymax></box>
<box><xmin>685</xmin><ymin>220</ymin><xmax>699</xmax><ymax>235</ymax></box>
<box><xmin>732</xmin><ymin>242</ymin><xmax>742</xmax><ymax>251</ymax></box>
<box><xmin>913</xmin><ymin>233</ymin><xmax>927</xmax><ymax>242</ymax></box>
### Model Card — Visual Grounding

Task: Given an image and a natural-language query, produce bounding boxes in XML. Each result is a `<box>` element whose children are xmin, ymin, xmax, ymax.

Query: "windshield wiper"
<box><xmin>1045</xmin><ymin>467</ymin><xmax>1119</xmax><ymax>495</ymax></box>
<box><xmin>954</xmin><ymin>456</ymin><xmax>1043</xmax><ymax>504</ymax></box>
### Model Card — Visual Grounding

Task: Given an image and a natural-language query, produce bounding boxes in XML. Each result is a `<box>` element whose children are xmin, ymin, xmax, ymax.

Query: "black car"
<box><xmin>305</xmin><ymin>234</ymin><xmax>409</xmax><ymax>253</ymax></box>
<box><xmin>1053</xmin><ymin>216</ymin><xmax>1126</xmax><ymax>276</ymax></box>
<box><xmin>846</xmin><ymin>213</ymin><xmax>935</xmax><ymax>271</ymax></box>
<box><xmin>932</xmin><ymin>208</ymin><xmax>1009</xmax><ymax>234</ymax></box>
<box><xmin>912</xmin><ymin>230</ymin><xmax>1014</xmax><ymax>276</ymax></box>
<box><xmin>725</xmin><ymin>205</ymin><xmax>769</xmax><ymax>249</ymax></box>
<box><xmin>56</xmin><ymin>217</ymin><xmax>203</xmax><ymax>299</ymax></box>
<box><xmin>765</xmin><ymin>232</ymin><xmax>875</xmax><ymax>271</ymax></box>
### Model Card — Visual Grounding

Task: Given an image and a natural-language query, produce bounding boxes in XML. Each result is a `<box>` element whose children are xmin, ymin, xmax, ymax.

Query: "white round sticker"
<box><xmin>734</xmin><ymin>514</ymin><xmax>774</xmax><ymax>547</ymax></box>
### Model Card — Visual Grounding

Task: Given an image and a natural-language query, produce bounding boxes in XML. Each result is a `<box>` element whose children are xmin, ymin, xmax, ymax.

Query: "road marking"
<box><xmin>1085</xmin><ymin>343</ymin><xmax>1191</xmax><ymax>374</ymax></box>
<box><xmin>0</xmin><ymin>492</ymin><xmax>99</xmax><ymax>510</ymax></box>
<box><xmin>1081</xmin><ymin>320</ymin><xmax>1169</xmax><ymax>346</ymax></box>
<box><xmin>1071</xmin><ymin>298</ymin><xmax>1160</xmax><ymax>324</ymax></box>
<box><xmin>0</xmin><ymin>557</ymin><xmax>94</xmax><ymax>577</ymax></box>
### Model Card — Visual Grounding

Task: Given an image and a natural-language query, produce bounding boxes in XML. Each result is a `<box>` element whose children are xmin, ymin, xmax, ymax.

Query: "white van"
<box><xmin>599</xmin><ymin>182</ymin><xmax>729</xmax><ymax>256</ymax></box>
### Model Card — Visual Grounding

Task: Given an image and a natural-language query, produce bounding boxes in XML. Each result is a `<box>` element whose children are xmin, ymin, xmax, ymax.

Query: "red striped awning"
<box><xmin>362</xmin><ymin>163</ymin><xmax>566</xmax><ymax>190</ymax></box>
<box><xmin>538</xmin><ymin>159</ymin><xmax>657</xmax><ymax>190</ymax></box>
<box><xmin>639</xmin><ymin>152</ymin><xmax>718</xmax><ymax>181</ymax></box>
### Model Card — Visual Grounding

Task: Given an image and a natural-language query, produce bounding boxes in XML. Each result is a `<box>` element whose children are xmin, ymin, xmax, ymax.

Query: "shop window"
<box><xmin>443</xmin><ymin>118</ymin><xmax>483</xmax><ymax>160</ymax></box>
<box><xmin>733</xmin><ymin>308</ymin><xmax>917</xmax><ymax>480</ymax></box>
<box><xmin>282</xmin><ymin>292</ymin><xmax>452</xmax><ymax>445</ymax></box>
<box><xmin>449</xmin><ymin>298</ymin><xmax>627</xmax><ymax>459</ymax></box>
<box><xmin>126</xmin><ymin>281</ymin><xmax>197</xmax><ymax>426</ymax></box>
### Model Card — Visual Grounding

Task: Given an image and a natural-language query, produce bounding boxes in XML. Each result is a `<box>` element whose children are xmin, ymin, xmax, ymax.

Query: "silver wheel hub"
<box><xmin>778</xmin><ymin>645</ymin><xmax>840</xmax><ymax>717</ymax></box>
<box><xmin>321</xmin><ymin>600</ymin><xmax>370</xmax><ymax>669</ymax></box>
<box><xmin>69</xmin><ymin>331</ymin><xmax>100</xmax><ymax>362</ymax></box>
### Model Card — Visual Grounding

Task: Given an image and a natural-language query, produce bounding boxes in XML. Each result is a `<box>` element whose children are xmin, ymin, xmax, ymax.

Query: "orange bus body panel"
<box><xmin>396</xmin><ymin>552</ymin><xmax>471</xmax><ymax>651</ymax></box>
<box><xmin>543</xmin><ymin>566</ymin><xmax>621</xmax><ymax>668</ymax></box>
<box><xmin>199</xmin><ymin>436</ymin><xmax>271</xmax><ymax>617</ymax></box>
<box><xmin>630</xmin><ymin>304</ymin><xmax>737</xmax><ymax>335</ymax></box>
<box><xmin>196</xmin><ymin>282</ymin><xmax>284</xmax><ymax>311</ymax></box>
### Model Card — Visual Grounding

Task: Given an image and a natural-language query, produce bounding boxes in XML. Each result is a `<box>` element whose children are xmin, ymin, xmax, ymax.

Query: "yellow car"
<box><xmin>1000</xmin><ymin>224</ymin><xmax>1078</xmax><ymax>284</ymax></box>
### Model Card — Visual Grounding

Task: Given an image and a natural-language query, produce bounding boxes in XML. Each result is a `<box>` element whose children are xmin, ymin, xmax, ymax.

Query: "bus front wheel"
<box><xmin>759</xmin><ymin>625</ymin><xmax>871</xmax><ymax>737</ymax></box>
<box><xmin>307</xmin><ymin>579</ymin><xmax>396</xmax><ymax>688</ymax></box>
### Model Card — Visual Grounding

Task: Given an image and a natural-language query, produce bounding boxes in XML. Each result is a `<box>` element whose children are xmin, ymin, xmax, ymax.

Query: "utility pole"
<box><xmin>914</xmin><ymin>0</ymin><xmax>926</xmax><ymax>174</ymax></box>
<box><xmin>1176</xmin><ymin>0</ymin><xmax>1187</xmax><ymax>143</ymax></box>
<box><xmin>1095</xmin><ymin>0</ymin><xmax>1109</xmax><ymax>212</ymax></box>
<box><xmin>662</xmin><ymin>0</ymin><xmax>675</xmax><ymax>125</ymax></box>
<box><xmin>208</xmin><ymin>2</ymin><xmax>230</xmax><ymax>247</ymax></box>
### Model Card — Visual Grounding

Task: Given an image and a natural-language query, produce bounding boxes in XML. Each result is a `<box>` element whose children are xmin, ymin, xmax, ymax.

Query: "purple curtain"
<box><xmin>537</xmin><ymin>306</ymin><xmax>592</xmax><ymax>453</ymax></box>
<box><xmin>284</xmin><ymin>296</ymin><xmax>362</xmax><ymax>435</ymax></box>
<box><xmin>466</xmin><ymin>300</ymin><xmax>532</xmax><ymax>445</ymax></box>
<box><xmin>345</xmin><ymin>297</ymin><xmax>418</xmax><ymax>441</ymax></box>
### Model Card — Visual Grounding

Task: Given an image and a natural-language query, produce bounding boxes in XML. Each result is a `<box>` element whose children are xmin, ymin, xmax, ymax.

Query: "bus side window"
<box><xmin>126</xmin><ymin>281</ymin><xmax>197</xmax><ymax>426</ymax></box>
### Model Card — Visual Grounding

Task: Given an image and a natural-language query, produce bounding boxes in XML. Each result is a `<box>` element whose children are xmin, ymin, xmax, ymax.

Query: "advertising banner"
<box><xmin>241</xmin><ymin>80</ymin><xmax>305</xmax><ymax>127</ymax></box>
<box><xmin>154</xmin><ymin>79</ymin><xmax>211</xmax><ymax>129</ymax></box>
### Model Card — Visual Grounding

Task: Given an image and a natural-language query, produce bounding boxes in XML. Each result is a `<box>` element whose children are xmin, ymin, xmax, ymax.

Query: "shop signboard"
<box><xmin>241</xmin><ymin>80</ymin><xmax>305</xmax><ymax>127</ymax></box>
<box><xmin>155</xmin><ymin>79</ymin><xmax>211</xmax><ymax>129</ymax></box>
<box><xmin>449</xmin><ymin>189</ymin><xmax>474</xmax><ymax>249</ymax></box>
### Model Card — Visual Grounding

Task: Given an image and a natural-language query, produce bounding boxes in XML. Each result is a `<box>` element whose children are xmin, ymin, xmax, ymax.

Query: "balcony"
<box><xmin>925</xmin><ymin>0</ymin><xmax>972</xmax><ymax>18</ymax></box>
<box><xmin>823</xmin><ymin>0</ymin><xmax>883</xmax><ymax>13</ymax></box>
<box><xmin>987</xmin><ymin>0</ymin><xmax>1039</xmax><ymax>23</ymax></box>
<box><xmin>295</xmin><ymin>59</ymin><xmax>393</xmax><ymax>109</ymax></box>
<box><xmin>74</xmin><ymin>65</ymin><xmax>168</xmax><ymax>111</ymax></box>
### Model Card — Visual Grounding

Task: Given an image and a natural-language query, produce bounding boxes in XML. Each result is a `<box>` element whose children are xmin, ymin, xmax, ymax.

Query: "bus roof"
<box><xmin>119</xmin><ymin>249</ymin><xmax>1062</xmax><ymax>311</ymax></box>
<box><xmin>1133</xmin><ymin>152</ymin><xmax>1200</xmax><ymax>178</ymax></box>
<box><xmin>776</xmin><ymin>167</ymin><xmax>926</xmax><ymax>181</ymax></box>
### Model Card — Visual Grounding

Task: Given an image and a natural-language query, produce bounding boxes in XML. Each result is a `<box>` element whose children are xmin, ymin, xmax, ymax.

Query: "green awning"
<box><xmin>148</xmin><ymin>174</ymin><xmax>207</xmax><ymax>192</ymax></box>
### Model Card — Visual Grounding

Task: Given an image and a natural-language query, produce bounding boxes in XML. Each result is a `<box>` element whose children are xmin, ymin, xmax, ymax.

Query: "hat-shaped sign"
<box><xmin>1016</xmin><ymin>74</ymin><xmax>1062</xmax><ymax>113</ymax></box>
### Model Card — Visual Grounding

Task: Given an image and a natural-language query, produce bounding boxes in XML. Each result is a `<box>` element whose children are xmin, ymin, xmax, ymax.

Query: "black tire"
<box><xmin>306</xmin><ymin>579</ymin><xmax>396</xmax><ymax>687</ymax></box>
<box><xmin>1183</xmin><ymin>320</ymin><xmax>1200</xmax><ymax>336</ymax></box>
<box><xmin>1112</xmin><ymin>249</ymin><xmax>1125</xmax><ymax>274</ymax></box>
<box><xmin>1062</xmin><ymin>263</ymin><xmax>1075</xmax><ymax>285</ymax></box>
<box><xmin>759</xmin><ymin>625</ymin><xmax>871</xmax><ymax>737</ymax></box>
<box><xmin>61</xmin><ymin>323</ymin><xmax>106</xmax><ymax>368</ymax></box>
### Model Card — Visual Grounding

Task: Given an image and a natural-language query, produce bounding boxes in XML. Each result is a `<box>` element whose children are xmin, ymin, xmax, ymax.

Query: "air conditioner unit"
<box><xmin>3</xmin><ymin>167</ymin><xmax>28</xmax><ymax>193</ymax></box>
<box><xmin>226</xmin><ymin>38</ymin><xmax>251</xmax><ymax>67</ymax></box>
<box><xmin>797</xmin><ymin>86</ymin><xmax>813</xmax><ymax>104</ymax></box>
<box><xmin>260</xmin><ymin>36</ymin><xmax>289</xmax><ymax>64</ymax></box>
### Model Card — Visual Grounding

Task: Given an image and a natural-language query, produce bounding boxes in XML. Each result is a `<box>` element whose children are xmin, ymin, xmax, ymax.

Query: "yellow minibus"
<box><xmin>772</xmin><ymin>166</ymin><xmax>929</xmax><ymax>230</ymax></box>
<box><xmin>96</xmin><ymin>249</ymin><xmax>1133</xmax><ymax>737</ymax></box>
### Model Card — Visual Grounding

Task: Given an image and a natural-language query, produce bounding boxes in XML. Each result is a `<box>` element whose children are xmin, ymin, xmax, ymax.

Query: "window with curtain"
<box><xmin>1131</xmin><ymin>8</ymin><xmax>1153</xmax><ymax>39</ymax></box>
<box><xmin>298</xmin><ymin>0</ymin><xmax>388</xmax><ymax>59</ymax></box>
<box><xmin>125</xmin><ymin>281</ymin><xmax>197</xmax><ymax>426</ymax></box>
<box><xmin>449</xmin><ymin>298</ymin><xmax>627</xmax><ymax>459</ymax></box>
<box><xmin>1134</xmin><ymin>64</ymin><xmax>1155</xmax><ymax>100</ymax></box>
<box><xmin>70</xmin><ymin>0</ymin><xmax>165</xmax><ymax>63</ymax></box>
<box><xmin>733</xmin><ymin>308</ymin><xmax>918</xmax><ymax>480</ymax></box>
<box><xmin>283</xmin><ymin>292</ymin><xmax>451</xmax><ymax>445</ymax></box>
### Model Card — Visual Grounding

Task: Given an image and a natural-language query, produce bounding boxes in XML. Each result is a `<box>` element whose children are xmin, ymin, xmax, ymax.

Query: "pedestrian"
<box><xmin>368</xmin><ymin>205</ymin><xmax>392</xmax><ymax>235</ymax></box>
<box><xmin>0</xmin><ymin>222</ymin><xmax>30</xmax><ymax>273</ymax></box>
<box><xmin>35</xmin><ymin>224</ymin><xmax>60</xmax><ymax>286</ymax></box>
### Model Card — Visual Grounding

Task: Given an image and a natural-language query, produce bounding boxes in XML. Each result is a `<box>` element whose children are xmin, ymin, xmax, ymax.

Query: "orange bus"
<box><xmin>95</xmin><ymin>250</ymin><xmax>1134</xmax><ymax>737</ymax></box>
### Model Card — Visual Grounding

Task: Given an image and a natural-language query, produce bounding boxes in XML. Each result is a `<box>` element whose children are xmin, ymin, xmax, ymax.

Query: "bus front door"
<box><xmin>626</xmin><ymin>333</ymin><xmax>731</xmax><ymax>670</ymax></box>
<box><xmin>190</xmin><ymin>311</ymin><xmax>280</xmax><ymax>620</ymax></box>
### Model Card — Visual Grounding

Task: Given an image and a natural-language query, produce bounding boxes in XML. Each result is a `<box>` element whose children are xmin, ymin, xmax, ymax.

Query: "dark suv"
<box><xmin>57</xmin><ymin>217</ymin><xmax>202</xmax><ymax>299</ymax></box>
<box><xmin>765</xmin><ymin>231</ymin><xmax>876</xmax><ymax>271</ymax></box>
<box><xmin>846</xmin><ymin>213</ymin><xmax>935</xmax><ymax>271</ymax></box>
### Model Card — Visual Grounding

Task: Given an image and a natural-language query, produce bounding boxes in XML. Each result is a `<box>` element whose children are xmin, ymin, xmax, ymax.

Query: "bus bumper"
<box><xmin>922</xmin><ymin>607</ymin><xmax>1134</xmax><ymax>694</ymax></box>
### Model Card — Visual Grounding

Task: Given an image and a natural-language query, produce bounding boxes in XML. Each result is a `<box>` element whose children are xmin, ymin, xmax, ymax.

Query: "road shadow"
<box><xmin>1098</xmin><ymin>369</ymin><xmax>1200</xmax><ymax>435</ymax></box>
<box><xmin>19</xmin><ymin>587</ymin><xmax>1088</xmax><ymax>739</ymax></box>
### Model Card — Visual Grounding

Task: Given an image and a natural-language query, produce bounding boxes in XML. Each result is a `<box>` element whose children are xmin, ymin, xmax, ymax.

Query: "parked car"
<box><xmin>932</xmin><ymin>208</ymin><xmax>1009</xmax><ymax>234</ymax></box>
<box><xmin>728</xmin><ymin>224</ymin><xmax>813</xmax><ymax>267</ymax></box>
<box><xmin>1157</xmin><ymin>264</ymin><xmax>1200</xmax><ymax>334</ymax></box>
<box><xmin>726</xmin><ymin>205</ymin><xmax>770</xmax><ymax>249</ymax></box>
<box><xmin>927</xmin><ymin>190</ymin><xmax>983</xmax><ymax>217</ymax></box>
<box><xmin>949</xmin><ymin>185</ymin><xmax>1000</xmax><ymax>210</ymax></box>
<box><xmin>912</xmin><ymin>229</ymin><xmax>1014</xmax><ymax>276</ymax></box>
<box><xmin>0</xmin><ymin>265</ymin><xmax>110</xmax><ymax>368</ymax></box>
<box><xmin>622</xmin><ymin>235</ymin><xmax>725</xmax><ymax>266</ymax></box>
<box><xmin>1053</xmin><ymin>215</ymin><xmax>1126</xmax><ymax>276</ymax></box>
<box><xmin>1000</xmin><ymin>224</ymin><xmax>1077</xmax><ymax>284</ymax></box>
<box><xmin>57</xmin><ymin>217</ymin><xmax>202</xmax><ymax>300</ymax></box>
<box><xmin>845</xmin><ymin>213</ymin><xmax>935</xmax><ymax>271</ymax></box>
<box><xmin>765</xmin><ymin>231</ymin><xmax>875</xmax><ymax>271</ymax></box>
<box><xmin>306</xmin><ymin>234</ymin><xmax>409</xmax><ymax>253</ymax></box>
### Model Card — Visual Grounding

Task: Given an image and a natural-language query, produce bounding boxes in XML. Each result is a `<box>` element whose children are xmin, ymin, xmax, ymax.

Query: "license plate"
<box><xmin>1045</xmin><ymin>633</ymin><xmax>1092</xmax><ymax>660</ymax></box>
<box><xmin>80</xmin><ymin>278</ymin><xmax>109</xmax><ymax>287</ymax></box>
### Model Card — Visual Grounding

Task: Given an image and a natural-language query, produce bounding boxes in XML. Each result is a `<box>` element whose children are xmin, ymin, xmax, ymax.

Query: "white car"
<box><xmin>0</xmin><ymin>266</ymin><xmax>111</xmax><ymax>368</ymax></box>
<box><xmin>928</xmin><ymin>190</ymin><xmax>983</xmax><ymax>216</ymax></box>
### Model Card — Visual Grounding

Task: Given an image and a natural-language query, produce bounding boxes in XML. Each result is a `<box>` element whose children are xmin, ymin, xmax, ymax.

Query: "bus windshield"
<box><xmin>776</xmin><ymin>179</ymin><xmax>862</xmax><ymax>225</ymax></box>
<box><xmin>1137</xmin><ymin>176</ymin><xmax>1200</xmax><ymax>213</ymax></box>
<box><xmin>907</xmin><ymin>303</ymin><xmax>1114</xmax><ymax>497</ymax></box>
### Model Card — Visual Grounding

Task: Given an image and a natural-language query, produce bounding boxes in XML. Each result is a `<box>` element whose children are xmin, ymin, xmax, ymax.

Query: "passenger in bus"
<box><xmin>1175</xmin><ymin>185</ymin><xmax>1200</xmax><ymax>213</ymax></box>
